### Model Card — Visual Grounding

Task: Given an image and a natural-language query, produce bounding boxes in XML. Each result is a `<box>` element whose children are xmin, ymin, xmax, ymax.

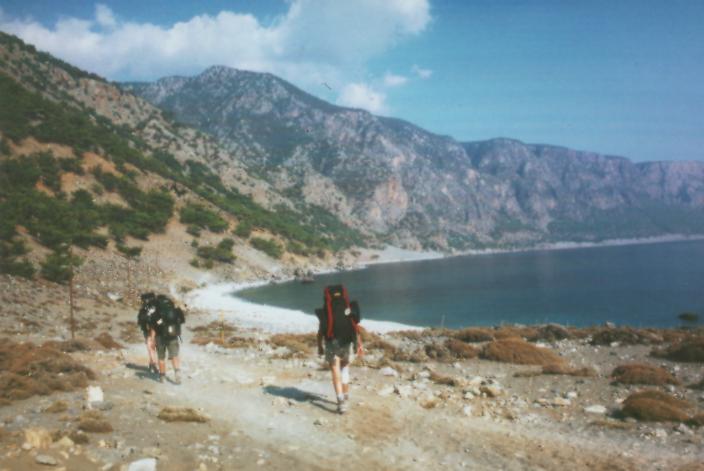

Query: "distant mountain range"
<box><xmin>124</xmin><ymin>66</ymin><xmax>704</xmax><ymax>250</ymax></box>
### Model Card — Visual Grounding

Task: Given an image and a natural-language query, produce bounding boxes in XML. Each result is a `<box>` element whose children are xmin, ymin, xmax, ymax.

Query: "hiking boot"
<box><xmin>158</xmin><ymin>374</ymin><xmax>165</xmax><ymax>383</ymax></box>
<box><xmin>337</xmin><ymin>400</ymin><xmax>348</xmax><ymax>415</ymax></box>
<box><xmin>174</xmin><ymin>370</ymin><xmax>181</xmax><ymax>385</ymax></box>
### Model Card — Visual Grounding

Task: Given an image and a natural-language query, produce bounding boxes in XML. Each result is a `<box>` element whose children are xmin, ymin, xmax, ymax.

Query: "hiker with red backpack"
<box><xmin>316</xmin><ymin>285</ymin><xmax>363</xmax><ymax>414</ymax></box>
<box><xmin>152</xmin><ymin>294</ymin><xmax>186</xmax><ymax>384</ymax></box>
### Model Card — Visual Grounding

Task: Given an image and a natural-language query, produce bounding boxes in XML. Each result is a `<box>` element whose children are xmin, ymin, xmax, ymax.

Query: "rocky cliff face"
<box><xmin>125</xmin><ymin>66</ymin><xmax>704</xmax><ymax>250</ymax></box>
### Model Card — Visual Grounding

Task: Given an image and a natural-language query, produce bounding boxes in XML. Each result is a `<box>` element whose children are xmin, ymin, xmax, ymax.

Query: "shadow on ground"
<box><xmin>263</xmin><ymin>385</ymin><xmax>338</xmax><ymax>413</ymax></box>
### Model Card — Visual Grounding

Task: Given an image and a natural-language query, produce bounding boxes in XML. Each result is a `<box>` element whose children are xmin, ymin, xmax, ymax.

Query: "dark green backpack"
<box><xmin>156</xmin><ymin>295</ymin><xmax>182</xmax><ymax>338</ymax></box>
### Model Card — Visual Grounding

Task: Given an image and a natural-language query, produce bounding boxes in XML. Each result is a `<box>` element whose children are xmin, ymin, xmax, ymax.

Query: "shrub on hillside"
<box><xmin>180</xmin><ymin>202</ymin><xmax>228</xmax><ymax>233</ymax></box>
<box><xmin>481</xmin><ymin>338</ymin><xmax>565</xmax><ymax>366</ymax></box>
<box><xmin>445</xmin><ymin>338</ymin><xmax>479</xmax><ymax>359</ymax></box>
<box><xmin>611</xmin><ymin>363</ymin><xmax>680</xmax><ymax>385</ymax></box>
<box><xmin>40</xmin><ymin>250</ymin><xmax>81</xmax><ymax>285</ymax></box>
<box><xmin>196</xmin><ymin>238</ymin><xmax>235</xmax><ymax>264</ymax></box>
<box><xmin>250</xmin><ymin>237</ymin><xmax>283</xmax><ymax>259</ymax></box>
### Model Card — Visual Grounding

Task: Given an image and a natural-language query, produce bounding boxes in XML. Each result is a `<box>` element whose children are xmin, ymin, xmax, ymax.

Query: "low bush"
<box><xmin>611</xmin><ymin>363</ymin><xmax>680</xmax><ymax>385</ymax></box>
<box><xmin>445</xmin><ymin>338</ymin><xmax>479</xmax><ymax>359</ymax></box>
<box><xmin>493</xmin><ymin>326</ymin><xmax>539</xmax><ymax>340</ymax></box>
<box><xmin>453</xmin><ymin>328</ymin><xmax>494</xmax><ymax>343</ymax></box>
<box><xmin>620</xmin><ymin>390</ymin><xmax>692</xmax><ymax>422</ymax></box>
<box><xmin>527</xmin><ymin>324</ymin><xmax>571</xmax><ymax>342</ymax></box>
<box><xmin>158</xmin><ymin>407</ymin><xmax>208</xmax><ymax>423</ymax></box>
<box><xmin>78</xmin><ymin>411</ymin><xmax>113</xmax><ymax>433</ymax></box>
<box><xmin>0</xmin><ymin>340</ymin><xmax>95</xmax><ymax>403</ymax></box>
<box><xmin>94</xmin><ymin>333</ymin><xmax>124</xmax><ymax>350</ymax></box>
<box><xmin>651</xmin><ymin>339</ymin><xmax>704</xmax><ymax>363</ymax></box>
<box><xmin>541</xmin><ymin>363</ymin><xmax>597</xmax><ymax>377</ymax></box>
<box><xmin>179</xmin><ymin>202</ymin><xmax>228</xmax><ymax>233</ymax></box>
<box><xmin>269</xmin><ymin>333</ymin><xmax>317</xmax><ymax>358</ymax></box>
<box><xmin>481</xmin><ymin>338</ymin><xmax>565</xmax><ymax>366</ymax></box>
<box><xmin>590</xmin><ymin>327</ymin><xmax>663</xmax><ymax>346</ymax></box>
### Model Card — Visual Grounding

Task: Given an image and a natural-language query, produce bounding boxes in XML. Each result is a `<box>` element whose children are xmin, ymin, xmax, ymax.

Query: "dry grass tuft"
<box><xmin>191</xmin><ymin>336</ymin><xmax>257</xmax><ymax>349</ymax></box>
<box><xmin>590</xmin><ymin>327</ymin><xmax>663</xmax><ymax>346</ymax></box>
<box><xmin>69</xmin><ymin>430</ymin><xmax>89</xmax><ymax>444</ymax></box>
<box><xmin>611</xmin><ymin>363</ymin><xmax>680</xmax><ymax>385</ymax></box>
<box><xmin>620</xmin><ymin>390</ymin><xmax>692</xmax><ymax>422</ymax></box>
<box><xmin>651</xmin><ymin>338</ymin><xmax>704</xmax><ymax>363</ymax></box>
<box><xmin>94</xmin><ymin>333</ymin><xmax>124</xmax><ymax>350</ymax></box>
<box><xmin>481</xmin><ymin>338</ymin><xmax>565</xmax><ymax>366</ymax></box>
<box><xmin>118</xmin><ymin>321</ymin><xmax>142</xmax><ymax>344</ymax></box>
<box><xmin>157</xmin><ymin>407</ymin><xmax>208</xmax><ymax>423</ymax></box>
<box><xmin>428</xmin><ymin>370</ymin><xmax>461</xmax><ymax>387</ymax></box>
<box><xmin>0</xmin><ymin>340</ymin><xmax>96</xmax><ymax>403</ymax></box>
<box><xmin>424</xmin><ymin>342</ymin><xmax>453</xmax><ymax>362</ymax></box>
<box><xmin>77</xmin><ymin>411</ymin><xmax>113</xmax><ymax>433</ymax></box>
<box><xmin>390</xmin><ymin>348</ymin><xmax>428</xmax><ymax>363</ymax></box>
<box><xmin>445</xmin><ymin>339</ymin><xmax>479</xmax><ymax>359</ymax></box>
<box><xmin>527</xmin><ymin>324</ymin><xmax>572</xmax><ymax>342</ymax></box>
<box><xmin>269</xmin><ymin>333</ymin><xmax>317</xmax><ymax>358</ymax></box>
<box><xmin>493</xmin><ymin>326</ymin><xmax>539</xmax><ymax>340</ymax></box>
<box><xmin>43</xmin><ymin>401</ymin><xmax>68</xmax><ymax>413</ymax></box>
<box><xmin>453</xmin><ymin>328</ymin><xmax>494</xmax><ymax>343</ymax></box>
<box><xmin>190</xmin><ymin>322</ymin><xmax>238</xmax><ymax>335</ymax></box>
<box><xmin>687</xmin><ymin>414</ymin><xmax>704</xmax><ymax>428</ymax></box>
<box><xmin>360</xmin><ymin>328</ymin><xmax>398</xmax><ymax>356</ymax></box>
<box><xmin>43</xmin><ymin>339</ymin><xmax>94</xmax><ymax>352</ymax></box>
<box><xmin>541</xmin><ymin>363</ymin><xmax>597</xmax><ymax>377</ymax></box>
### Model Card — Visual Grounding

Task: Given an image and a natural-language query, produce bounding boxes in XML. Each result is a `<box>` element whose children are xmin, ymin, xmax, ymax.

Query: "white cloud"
<box><xmin>0</xmin><ymin>1</ymin><xmax>431</xmax><ymax>116</ymax></box>
<box><xmin>383</xmin><ymin>72</ymin><xmax>408</xmax><ymax>87</ymax></box>
<box><xmin>336</xmin><ymin>82</ymin><xmax>387</xmax><ymax>114</ymax></box>
<box><xmin>95</xmin><ymin>4</ymin><xmax>117</xmax><ymax>29</ymax></box>
<box><xmin>412</xmin><ymin>64</ymin><xmax>433</xmax><ymax>79</ymax></box>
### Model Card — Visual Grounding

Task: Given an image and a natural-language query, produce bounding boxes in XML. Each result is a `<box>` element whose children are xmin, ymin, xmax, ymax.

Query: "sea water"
<box><xmin>236</xmin><ymin>240</ymin><xmax>704</xmax><ymax>329</ymax></box>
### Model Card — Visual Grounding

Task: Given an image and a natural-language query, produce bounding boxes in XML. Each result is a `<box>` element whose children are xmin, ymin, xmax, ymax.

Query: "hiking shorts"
<box><xmin>324</xmin><ymin>338</ymin><xmax>354</xmax><ymax>364</ymax></box>
<box><xmin>156</xmin><ymin>336</ymin><xmax>180</xmax><ymax>360</ymax></box>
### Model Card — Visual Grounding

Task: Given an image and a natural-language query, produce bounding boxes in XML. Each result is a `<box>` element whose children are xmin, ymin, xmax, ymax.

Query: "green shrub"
<box><xmin>250</xmin><ymin>237</ymin><xmax>282</xmax><ymax>259</ymax></box>
<box><xmin>40</xmin><ymin>250</ymin><xmax>82</xmax><ymax>284</ymax></box>
<box><xmin>196</xmin><ymin>238</ymin><xmax>235</xmax><ymax>264</ymax></box>
<box><xmin>0</xmin><ymin>239</ymin><xmax>35</xmax><ymax>279</ymax></box>
<box><xmin>180</xmin><ymin>203</ymin><xmax>228</xmax><ymax>233</ymax></box>
<box><xmin>233</xmin><ymin>221</ymin><xmax>252</xmax><ymax>238</ymax></box>
<box><xmin>186</xmin><ymin>225</ymin><xmax>201</xmax><ymax>237</ymax></box>
<box><xmin>116</xmin><ymin>244</ymin><xmax>142</xmax><ymax>258</ymax></box>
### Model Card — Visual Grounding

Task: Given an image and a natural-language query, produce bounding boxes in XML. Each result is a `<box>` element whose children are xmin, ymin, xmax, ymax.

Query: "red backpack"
<box><xmin>322</xmin><ymin>285</ymin><xmax>360</xmax><ymax>342</ymax></box>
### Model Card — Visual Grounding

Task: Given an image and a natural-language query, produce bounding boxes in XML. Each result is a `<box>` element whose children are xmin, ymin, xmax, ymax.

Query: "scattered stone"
<box><xmin>551</xmin><ymin>397</ymin><xmax>571</xmax><ymax>407</ymax></box>
<box><xmin>462</xmin><ymin>405</ymin><xmax>473</xmax><ymax>417</ymax></box>
<box><xmin>53</xmin><ymin>437</ymin><xmax>75</xmax><ymax>449</ymax></box>
<box><xmin>24</xmin><ymin>428</ymin><xmax>52</xmax><ymax>449</ymax></box>
<box><xmin>654</xmin><ymin>428</ymin><xmax>668</xmax><ymax>439</ymax></box>
<box><xmin>463</xmin><ymin>392</ymin><xmax>475</xmax><ymax>400</ymax></box>
<box><xmin>127</xmin><ymin>458</ymin><xmax>157</xmax><ymax>471</ymax></box>
<box><xmin>378</xmin><ymin>386</ymin><xmax>395</xmax><ymax>397</ymax></box>
<box><xmin>675</xmin><ymin>423</ymin><xmax>693</xmax><ymax>435</ymax></box>
<box><xmin>394</xmin><ymin>385</ymin><xmax>413</xmax><ymax>398</ymax></box>
<box><xmin>565</xmin><ymin>391</ymin><xmax>578</xmax><ymax>399</ymax></box>
<box><xmin>35</xmin><ymin>454</ymin><xmax>58</xmax><ymax>466</ymax></box>
<box><xmin>259</xmin><ymin>376</ymin><xmax>275</xmax><ymax>386</ymax></box>
<box><xmin>584</xmin><ymin>405</ymin><xmax>608</xmax><ymax>415</ymax></box>
<box><xmin>480</xmin><ymin>385</ymin><xmax>503</xmax><ymax>398</ymax></box>
<box><xmin>380</xmin><ymin>367</ymin><xmax>398</xmax><ymax>377</ymax></box>
<box><xmin>313</xmin><ymin>418</ymin><xmax>327</xmax><ymax>426</ymax></box>
<box><xmin>85</xmin><ymin>386</ymin><xmax>104</xmax><ymax>409</ymax></box>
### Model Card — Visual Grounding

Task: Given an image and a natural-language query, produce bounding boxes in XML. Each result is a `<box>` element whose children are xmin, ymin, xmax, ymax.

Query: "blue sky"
<box><xmin>0</xmin><ymin>0</ymin><xmax>702</xmax><ymax>162</ymax></box>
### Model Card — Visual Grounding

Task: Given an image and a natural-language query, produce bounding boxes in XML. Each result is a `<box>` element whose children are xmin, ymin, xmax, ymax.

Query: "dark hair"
<box><xmin>140</xmin><ymin>292</ymin><xmax>156</xmax><ymax>301</ymax></box>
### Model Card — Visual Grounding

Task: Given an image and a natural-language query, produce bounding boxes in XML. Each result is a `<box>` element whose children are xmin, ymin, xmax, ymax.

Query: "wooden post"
<box><xmin>220</xmin><ymin>310</ymin><xmax>225</xmax><ymax>345</ymax></box>
<box><xmin>68</xmin><ymin>249</ymin><xmax>75</xmax><ymax>340</ymax></box>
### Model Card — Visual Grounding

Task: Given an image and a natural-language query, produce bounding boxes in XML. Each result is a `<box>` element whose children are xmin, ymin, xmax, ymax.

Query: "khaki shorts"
<box><xmin>156</xmin><ymin>336</ymin><xmax>180</xmax><ymax>360</ymax></box>
<box><xmin>324</xmin><ymin>338</ymin><xmax>354</xmax><ymax>364</ymax></box>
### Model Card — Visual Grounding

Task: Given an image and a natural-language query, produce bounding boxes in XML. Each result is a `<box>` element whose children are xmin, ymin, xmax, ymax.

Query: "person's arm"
<box><xmin>356</xmin><ymin>331</ymin><xmax>364</xmax><ymax>357</ymax></box>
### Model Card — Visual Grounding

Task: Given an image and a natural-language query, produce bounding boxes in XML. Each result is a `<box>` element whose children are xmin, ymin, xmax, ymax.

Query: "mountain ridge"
<box><xmin>124</xmin><ymin>64</ymin><xmax>704</xmax><ymax>250</ymax></box>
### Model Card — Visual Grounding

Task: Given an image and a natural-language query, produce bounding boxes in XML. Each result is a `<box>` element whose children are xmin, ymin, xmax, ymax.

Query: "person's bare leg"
<box><xmin>330</xmin><ymin>357</ymin><xmax>342</xmax><ymax>398</ymax></box>
<box><xmin>340</xmin><ymin>359</ymin><xmax>350</xmax><ymax>398</ymax></box>
<box><xmin>147</xmin><ymin>335</ymin><xmax>157</xmax><ymax>369</ymax></box>
<box><xmin>171</xmin><ymin>356</ymin><xmax>181</xmax><ymax>384</ymax></box>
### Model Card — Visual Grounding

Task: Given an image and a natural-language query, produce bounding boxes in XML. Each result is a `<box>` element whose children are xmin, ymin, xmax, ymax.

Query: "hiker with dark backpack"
<box><xmin>152</xmin><ymin>294</ymin><xmax>186</xmax><ymax>384</ymax></box>
<box><xmin>137</xmin><ymin>292</ymin><xmax>159</xmax><ymax>375</ymax></box>
<box><xmin>316</xmin><ymin>285</ymin><xmax>363</xmax><ymax>414</ymax></box>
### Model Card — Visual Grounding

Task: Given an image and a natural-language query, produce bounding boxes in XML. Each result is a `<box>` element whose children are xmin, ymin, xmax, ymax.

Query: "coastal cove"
<box><xmin>235</xmin><ymin>239</ymin><xmax>704</xmax><ymax>330</ymax></box>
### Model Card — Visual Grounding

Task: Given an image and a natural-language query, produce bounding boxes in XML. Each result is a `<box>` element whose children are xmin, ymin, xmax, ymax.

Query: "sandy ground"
<box><xmin>1</xmin><ymin>273</ymin><xmax>703</xmax><ymax>471</ymax></box>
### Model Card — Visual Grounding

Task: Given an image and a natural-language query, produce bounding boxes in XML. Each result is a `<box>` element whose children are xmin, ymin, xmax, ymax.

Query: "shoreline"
<box><xmin>184</xmin><ymin>234</ymin><xmax>704</xmax><ymax>334</ymax></box>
